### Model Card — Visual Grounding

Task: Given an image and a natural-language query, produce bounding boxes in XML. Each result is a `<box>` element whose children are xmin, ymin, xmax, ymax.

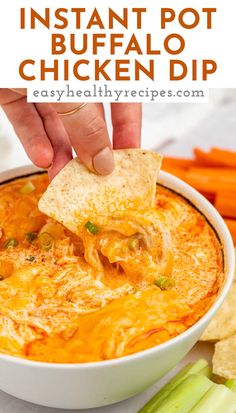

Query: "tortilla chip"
<box><xmin>201</xmin><ymin>283</ymin><xmax>236</xmax><ymax>342</ymax></box>
<box><xmin>234</xmin><ymin>248</ymin><xmax>236</xmax><ymax>281</ymax></box>
<box><xmin>213</xmin><ymin>334</ymin><xmax>236</xmax><ymax>378</ymax></box>
<box><xmin>39</xmin><ymin>149</ymin><xmax>162</xmax><ymax>235</ymax></box>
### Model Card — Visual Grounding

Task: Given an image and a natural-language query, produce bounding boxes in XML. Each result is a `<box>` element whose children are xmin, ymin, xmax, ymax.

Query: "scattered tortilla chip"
<box><xmin>39</xmin><ymin>149</ymin><xmax>162</xmax><ymax>235</ymax></box>
<box><xmin>201</xmin><ymin>283</ymin><xmax>236</xmax><ymax>342</ymax></box>
<box><xmin>213</xmin><ymin>334</ymin><xmax>236</xmax><ymax>379</ymax></box>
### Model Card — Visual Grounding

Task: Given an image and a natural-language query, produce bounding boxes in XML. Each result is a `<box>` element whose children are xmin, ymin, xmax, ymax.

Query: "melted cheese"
<box><xmin>0</xmin><ymin>174</ymin><xmax>223</xmax><ymax>362</ymax></box>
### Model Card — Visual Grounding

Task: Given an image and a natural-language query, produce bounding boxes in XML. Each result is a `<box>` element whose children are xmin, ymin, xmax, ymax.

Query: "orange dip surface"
<box><xmin>0</xmin><ymin>174</ymin><xmax>224</xmax><ymax>363</ymax></box>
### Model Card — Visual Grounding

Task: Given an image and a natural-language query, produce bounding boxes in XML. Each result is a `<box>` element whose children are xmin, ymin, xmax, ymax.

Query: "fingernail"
<box><xmin>93</xmin><ymin>147</ymin><xmax>115</xmax><ymax>175</ymax></box>
<box><xmin>43</xmin><ymin>163</ymin><xmax>53</xmax><ymax>170</ymax></box>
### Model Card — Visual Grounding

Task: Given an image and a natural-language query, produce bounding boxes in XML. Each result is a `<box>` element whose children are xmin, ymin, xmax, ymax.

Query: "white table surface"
<box><xmin>0</xmin><ymin>90</ymin><xmax>235</xmax><ymax>412</ymax></box>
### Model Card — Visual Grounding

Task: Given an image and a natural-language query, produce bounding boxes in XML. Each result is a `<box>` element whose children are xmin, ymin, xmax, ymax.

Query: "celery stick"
<box><xmin>190</xmin><ymin>383</ymin><xmax>236</xmax><ymax>413</ymax></box>
<box><xmin>150</xmin><ymin>374</ymin><xmax>214</xmax><ymax>413</ymax></box>
<box><xmin>138</xmin><ymin>359</ymin><xmax>210</xmax><ymax>413</ymax></box>
<box><xmin>225</xmin><ymin>379</ymin><xmax>236</xmax><ymax>393</ymax></box>
<box><xmin>197</xmin><ymin>365</ymin><xmax>212</xmax><ymax>379</ymax></box>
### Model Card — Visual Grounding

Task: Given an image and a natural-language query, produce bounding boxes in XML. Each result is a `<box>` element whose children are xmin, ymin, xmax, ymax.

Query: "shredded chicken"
<box><xmin>0</xmin><ymin>175</ymin><xmax>223</xmax><ymax>362</ymax></box>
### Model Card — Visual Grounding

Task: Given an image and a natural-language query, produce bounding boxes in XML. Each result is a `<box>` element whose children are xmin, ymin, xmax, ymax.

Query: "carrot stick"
<box><xmin>185</xmin><ymin>167</ymin><xmax>236</xmax><ymax>193</ymax></box>
<box><xmin>224</xmin><ymin>219</ymin><xmax>236</xmax><ymax>233</ymax></box>
<box><xmin>210</xmin><ymin>147</ymin><xmax>236</xmax><ymax>168</ymax></box>
<box><xmin>215</xmin><ymin>189</ymin><xmax>236</xmax><ymax>197</ymax></box>
<box><xmin>215</xmin><ymin>191</ymin><xmax>236</xmax><ymax>218</ymax></box>
<box><xmin>229</xmin><ymin>233</ymin><xmax>236</xmax><ymax>245</ymax></box>
<box><xmin>200</xmin><ymin>192</ymin><xmax>216</xmax><ymax>203</ymax></box>
<box><xmin>193</xmin><ymin>148</ymin><xmax>224</xmax><ymax>167</ymax></box>
<box><xmin>162</xmin><ymin>156</ymin><xmax>198</xmax><ymax>170</ymax></box>
<box><xmin>224</xmin><ymin>219</ymin><xmax>236</xmax><ymax>245</ymax></box>
<box><xmin>161</xmin><ymin>165</ymin><xmax>187</xmax><ymax>181</ymax></box>
<box><xmin>188</xmin><ymin>167</ymin><xmax>236</xmax><ymax>180</ymax></box>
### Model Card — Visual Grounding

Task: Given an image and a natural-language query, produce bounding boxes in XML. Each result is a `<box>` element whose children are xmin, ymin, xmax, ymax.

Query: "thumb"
<box><xmin>53</xmin><ymin>102</ymin><xmax>115</xmax><ymax>175</ymax></box>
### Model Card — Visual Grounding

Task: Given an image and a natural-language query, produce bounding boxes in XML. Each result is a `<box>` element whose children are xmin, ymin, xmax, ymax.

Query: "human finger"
<box><xmin>53</xmin><ymin>103</ymin><xmax>114</xmax><ymax>175</ymax></box>
<box><xmin>111</xmin><ymin>103</ymin><xmax>142</xmax><ymax>149</ymax></box>
<box><xmin>35</xmin><ymin>103</ymin><xmax>72</xmax><ymax>180</ymax></box>
<box><xmin>0</xmin><ymin>92</ymin><xmax>53</xmax><ymax>168</ymax></box>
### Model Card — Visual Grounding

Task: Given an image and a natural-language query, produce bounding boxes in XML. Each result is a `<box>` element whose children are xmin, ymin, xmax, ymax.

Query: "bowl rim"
<box><xmin>0</xmin><ymin>165</ymin><xmax>234</xmax><ymax>370</ymax></box>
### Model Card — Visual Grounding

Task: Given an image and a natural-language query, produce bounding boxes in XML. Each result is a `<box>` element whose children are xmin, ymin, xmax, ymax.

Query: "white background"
<box><xmin>0</xmin><ymin>0</ymin><xmax>236</xmax><ymax>410</ymax></box>
<box><xmin>1</xmin><ymin>89</ymin><xmax>236</xmax><ymax>411</ymax></box>
<box><xmin>0</xmin><ymin>0</ymin><xmax>236</xmax><ymax>100</ymax></box>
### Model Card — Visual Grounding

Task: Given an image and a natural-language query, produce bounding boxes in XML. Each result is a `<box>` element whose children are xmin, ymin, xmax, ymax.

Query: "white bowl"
<box><xmin>0</xmin><ymin>166</ymin><xmax>234</xmax><ymax>410</ymax></box>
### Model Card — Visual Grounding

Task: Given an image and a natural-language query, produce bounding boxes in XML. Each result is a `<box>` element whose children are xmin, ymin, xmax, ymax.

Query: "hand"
<box><xmin>0</xmin><ymin>89</ymin><xmax>142</xmax><ymax>179</ymax></box>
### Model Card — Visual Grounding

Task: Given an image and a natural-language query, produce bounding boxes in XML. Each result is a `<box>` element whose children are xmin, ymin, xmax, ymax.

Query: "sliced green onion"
<box><xmin>155</xmin><ymin>276</ymin><xmax>176</xmax><ymax>290</ymax></box>
<box><xmin>25</xmin><ymin>232</ymin><xmax>38</xmax><ymax>243</ymax></box>
<box><xmin>26</xmin><ymin>256</ymin><xmax>36</xmax><ymax>262</ymax></box>
<box><xmin>0</xmin><ymin>275</ymin><xmax>4</xmax><ymax>281</ymax></box>
<box><xmin>20</xmin><ymin>181</ymin><xmax>35</xmax><ymax>195</ymax></box>
<box><xmin>39</xmin><ymin>232</ymin><xmax>54</xmax><ymax>251</ymax></box>
<box><xmin>127</xmin><ymin>236</ymin><xmax>140</xmax><ymax>251</ymax></box>
<box><xmin>84</xmin><ymin>221</ymin><xmax>99</xmax><ymax>235</ymax></box>
<box><xmin>3</xmin><ymin>238</ymin><xmax>18</xmax><ymax>249</ymax></box>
